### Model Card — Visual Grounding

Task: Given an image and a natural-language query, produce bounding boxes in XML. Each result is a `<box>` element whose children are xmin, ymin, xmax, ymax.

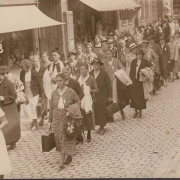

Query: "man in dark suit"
<box><xmin>63</xmin><ymin>66</ymin><xmax>84</xmax><ymax>144</ymax></box>
<box><xmin>144</xmin><ymin>24</ymin><xmax>154</xmax><ymax>40</ymax></box>
<box><xmin>162</xmin><ymin>19</ymin><xmax>170</xmax><ymax>43</ymax></box>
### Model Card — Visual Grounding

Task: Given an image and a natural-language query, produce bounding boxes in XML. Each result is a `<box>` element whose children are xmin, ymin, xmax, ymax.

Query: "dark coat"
<box><xmin>158</xmin><ymin>43</ymin><xmax>170</xmax><ymax>79</ymax></box>
<box><xmin>144</xmin><ymin>29</ymin><xmax>154</xmax><ymax>39</ymax></box>
<box><xmin>90</xmin><ymin>69</ymin><xmax>112</xmax><ymax>126</ymax></box>
<box><xmin>66</xmin><ymin>78</ymin><xmax>84</xmax><ymax>100</ymax></box>
<box><xmin>129</xmin><ymin>58</ymin><xmax>150</xmax><ymax>110</ymax></box>
<box><xmin>162</xmin><ymin>23</ymin><xmax>170</xmax><ymax>42</ymax></box>
<box><xmin>20</xmin><ymin>69</ymin><xmax>39</xmax><ymax>97</ymax></box>
<box><xmin>0</xmin><ymin>77</ymin><xmax>20</xmax><ymax>145</ymax></box>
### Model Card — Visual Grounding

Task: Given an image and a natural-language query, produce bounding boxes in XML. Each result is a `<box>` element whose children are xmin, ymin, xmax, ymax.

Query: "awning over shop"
<box><xmin>0</xmin><ymin>5</ymin><xmax>65</xmax><ymax>34</ymax></box>
<box><xmin>80</xmin><ymin>0</ymin><xmax>141</xmax><ymax>11</ymax></box>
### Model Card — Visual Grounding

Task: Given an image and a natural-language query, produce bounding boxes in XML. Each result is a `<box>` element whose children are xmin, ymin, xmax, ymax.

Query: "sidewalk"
<box><xmin>5</xmin><ymin>79</ymin><xmax>180</xmax><ymax>178</ymax></box>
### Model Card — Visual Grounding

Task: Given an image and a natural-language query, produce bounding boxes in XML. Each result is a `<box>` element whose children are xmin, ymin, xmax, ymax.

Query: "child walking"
<box><xmin>0</xmin><ymin>108</ymin><xmax>12</xmax><ymax>179</ymax></box>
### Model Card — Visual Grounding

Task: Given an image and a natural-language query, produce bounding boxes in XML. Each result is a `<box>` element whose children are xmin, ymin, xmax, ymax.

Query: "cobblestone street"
<box><xmin>4</xmin><ymin>70</ymin><xmax>180</xmax><ymax>178</ymax></box>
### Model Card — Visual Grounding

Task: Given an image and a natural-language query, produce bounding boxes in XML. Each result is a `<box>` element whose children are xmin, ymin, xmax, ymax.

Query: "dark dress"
<box><xmin>78</xmin><ymin>75</ymin><xmax>98</xmax><ymax>131</ymax></box>
<box><xmin>1</xmin><ymin>77</ymin><xmax>20</xmax><ymax>145</ymax></box>
<box><xmin>90</xmin><ymin>69</ymin><xmax>112</xmax><ymax>127</ymax></box>
<box><xmin>158</xmin><ymin>43</ymin><xmax>170</xmax><ymax>79</ymax></box>
<box><xmin>129</xmin><ymin>58</ymin><xmax>150</xmax><ymax>110</ymax></box>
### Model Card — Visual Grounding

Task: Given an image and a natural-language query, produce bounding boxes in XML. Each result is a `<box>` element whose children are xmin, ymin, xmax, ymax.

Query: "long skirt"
<box><xmin>2</xmin><ymin>103</ymin><xmax>20</xmax><ymax>145</ymax></box>
<box><xmin>20</xmin><ymin>95</ymin><xmax>39</xmax><ymax>121</ymax></box>
<box><xmin>94</xmin><ymin>94</ymin><xmax>109</xmax><ymax>127</ymax></box>
<box><xmin>81</xmin><ymin>109</ymin><xmax>95</xmax><ymax>131</ymax></box>
<box><xmin>174</xmin><ymin>60</ymin><xmax>180</xmax><ymax>73</ymax></box>
<box><xmin>0</xmin><ymin>129</ymin><xmax>12</xmax><ymax>175</ymax></box>
<box><xmin>130</xmin><ymin>80</ymin><xmax>146</xmax><ymax>110</ymax></box>
<box><xmin>52</xmin><ymin>116</ymin><xmax>75</xmax><ymax>156</ymax></box>
<box><xmin>154</xmin><ymin>73</ymin><xmax>162</xmax><ymax>91</ymax></box>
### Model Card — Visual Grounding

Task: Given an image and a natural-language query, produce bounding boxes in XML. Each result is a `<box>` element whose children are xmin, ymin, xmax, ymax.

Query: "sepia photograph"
<box><xmin>0</xmin><ymin>0</ymin><xmax>180</xmax><ymax>179</ymax></box>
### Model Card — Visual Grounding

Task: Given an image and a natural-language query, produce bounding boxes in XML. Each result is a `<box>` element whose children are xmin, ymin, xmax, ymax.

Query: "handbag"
<box><xmin>64</xmin><ymin>116</ymin><xmax>76</xmax><ymax>139</ymax></box>
<box><xmin>106</xmin><ymin>102</ymin><xmax>120</xmax><ymax>117</ymax></box>
<box><xmin>41</xmin><ymin>128</ymin><xmax>56</xmax><ymax>152</ymax></box>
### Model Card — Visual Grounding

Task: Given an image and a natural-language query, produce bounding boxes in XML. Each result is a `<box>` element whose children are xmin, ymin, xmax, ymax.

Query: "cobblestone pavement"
<box><xmin>4</xmin><ymin>70</ymin><xmax>180</xmax><ymax>178</ymax></box>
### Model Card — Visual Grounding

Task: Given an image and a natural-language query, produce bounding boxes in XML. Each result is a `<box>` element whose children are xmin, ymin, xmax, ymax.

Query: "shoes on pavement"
<box><xmin>64</xmin><ymin>155</ymin><xmax>73</xmax><ymax>165</ymax></box>
<box><xmin>133</xmin><ymin>111</ymin><xmax>139</xmax><ymax>118</ymax></box>
<box><xmin>59</xmin><ymin>165</ymin><xmax>64</xmax><ymax>171</ymax></box>
<box><xmin>38</xmin><ymin>120</ymin><xmax>44</xmax><ymax>126</ymax></box>
<box><xmin>31</xmin><ymin>126</ymin><xmax>37</xmax><ymax>132</ymax></box>
<box><xmin>7</xmin><ymin>144</ymin><xmax>16</xmax><ymax>151</ymax></box>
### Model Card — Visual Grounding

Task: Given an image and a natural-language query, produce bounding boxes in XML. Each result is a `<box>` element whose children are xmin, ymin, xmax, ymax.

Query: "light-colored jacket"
<box><xmin>139</xmin><ymin>67</ymin><xmax>154</xmax><ymax>100</ymax></box>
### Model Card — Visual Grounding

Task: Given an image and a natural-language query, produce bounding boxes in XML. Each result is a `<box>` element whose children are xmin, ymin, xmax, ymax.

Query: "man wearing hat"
<box><xmin>162</xmin><ymin>19</ymin><xmax>170</xmax><ymax>43</ymax></box>
<box><xmin>0</xmin><ymin>66</ymin><xmax>20</xmax><ymax>150</ymax></box>
<box><xmin>126</xmin><ymin>33</ymin><xmax>136</xmax><ymax>49</ymax></box>
<box><xmin>158</xmin><ymin>35</ymin><xmax>170</xmax><ymax>86</ymax></box>
<box><xmin>93</xmin><ymin>36</ymin><xmax>106</xmax><ymax>62</ymax></box>
<box><xmin>139</xmin><ymin>25</ymin><xmax>145</xmax><ymax>38</ymax></box>
<box><xmin>107</xmin><ymin>39</ymin><xmax>117</xmax><ymax>58</ymax></box>
<box><xmin>89</xmin><ymin>58</ymin><xmax>112</xmax><ymax>135</ymax></box>
<box><xmin>129</xmin><ymin>49</ymin><xmax>150</xmax><ymax>118</ymax></box>
<box><xmin>66</xmin><ymin>51</ymin><xmax>81</xmax><ymax>80</ymax></box>
<box><xmin>144</xmin><ymin>24</ymin><xmax>154</xmax><ymax>40</ymax></box>
<box><xmin>47</xmin><ymin>48</ymin><xmax>64</xmax><ymax>92</ymax></box>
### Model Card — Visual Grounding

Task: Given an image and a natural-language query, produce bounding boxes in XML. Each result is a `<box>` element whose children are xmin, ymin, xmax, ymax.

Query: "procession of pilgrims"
<box><xmin>1</xmin><ymin>14</ymin><xmax>180</xmax><ymax>175</ymax></box>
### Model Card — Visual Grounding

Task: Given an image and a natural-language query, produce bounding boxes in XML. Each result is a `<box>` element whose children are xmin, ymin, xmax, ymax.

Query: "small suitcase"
<box><xmin>41</xmin><ymin>131</ymin><xmax>56</xmax><ymax>152</ymax></box>
<box><xmin>106</xmin><ymin>102</ymin><xmax>120</xmax><ymax>117</ymax></box>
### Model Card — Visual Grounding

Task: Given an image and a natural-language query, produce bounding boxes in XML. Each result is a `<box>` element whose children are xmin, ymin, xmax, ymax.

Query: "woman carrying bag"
<box><xmin>49</xmin><ymin>73</ymin><xmax>81</xmax><ymax>171</ymax></box>
<box><xmin>90</xmin><ymin>58</ymin><xmax>112</xmax><ymax>135</ymax></box>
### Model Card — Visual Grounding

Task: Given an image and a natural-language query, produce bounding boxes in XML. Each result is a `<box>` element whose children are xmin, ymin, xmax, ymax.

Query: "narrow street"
<box><xmin>5</xmin><ymin>69</ymin><xmax>180</xmax><ymax>178</ymax></box>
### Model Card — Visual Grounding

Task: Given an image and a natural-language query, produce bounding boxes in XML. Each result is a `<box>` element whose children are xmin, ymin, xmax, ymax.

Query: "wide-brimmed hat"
<box><xmin>100</xmin><ymin>37</ymin><xmax>107</xmax><ymax>42</ymax></box>
<box><xmin>91</xmin><ymin>58</ymin><xmax>103</xmax><ymax>66</ymax></box>
<box><xmin>108</xmin><ymin>32</ymin><xmax>114</xmax><ymax>36</ymax></box>
<box><xmin>106</xmin><ymin>39</ymin><xmax>114</xmax><ymax>44</ymax></box>
<box><xmin>119</xmin><ymin>39</ymin><xmax>126</xmax><ymax>44</ymax></box>
<box><xmin>149</xmin><ymin>35</ymin><xmax>155</xmax><ymax>40</ymax></box>
<box><xmin>0</xmin><ymin>66</ymin><xmax>7</xmax><ymax>74</ymax></box>
<box><xmin>86</xmin><ymin>43</ymin><xmax>93</xmax><ymax>48</ymax></box>
<box><xmin>136</xmin><ymin>49</ymin><xmax>145</xmax><ymax>55</ymax></box>
<box><xmin>52</xmin><ymin>47</ymin><xmax>61</xmax><ymax>55</ymax></box>
<box><xmin>129</xmin><ymin>43</ymin><xmax>137</xmax><ymax>50</ymax></box>
<box><xmin>143</xmin><ymin>40</ymin><xmax>149</xmax><ymax>44</ymax></box>
<box><xmin>139</xmin><ymin>25</ymin><xmax>145</xmax><ymax>29</ymax></box>
<box><xmin>67</xmin><ymin>51</ymin><xmax>77</xmax><ymax>57</ymax></box>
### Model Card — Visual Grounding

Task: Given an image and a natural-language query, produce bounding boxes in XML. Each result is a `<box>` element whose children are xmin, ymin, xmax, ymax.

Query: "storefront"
<box><xmin>68</xmin><ymin>0</ymin><xmax>117</xmax><ymax>46</ymax></box>
<box><xmin>67</xmin><ymin>0</ymin><xmax>140</xmax><ymax>46</ymax></box>
<box><xmin>0</xmin><ymin>0</ymin><xmax>64</xmax><ymax>67</ymax></box>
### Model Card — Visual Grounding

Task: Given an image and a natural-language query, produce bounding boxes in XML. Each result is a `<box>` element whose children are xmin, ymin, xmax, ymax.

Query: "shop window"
<box><xmin>122</xmin><ymin>20</ymin><xmax>128</xmax><ymax>26</ymax></box>
<box><xmin>128</xmin><ymin>10</ymin><xmax>134</xmax><ymax>24</ymax></box>
<box><xmin>145</xmin><ymin>0</ymin><xmax>149</xmax><ymax>20</ymax></box>
<box><xmin>140</xmin><ymin>0</ymin><xmax>145</xmax><ymax>21</ymax></box>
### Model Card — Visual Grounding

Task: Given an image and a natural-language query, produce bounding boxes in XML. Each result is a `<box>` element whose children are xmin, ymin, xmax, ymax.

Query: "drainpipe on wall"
<box><xmin>61</xmin><ymin>0</ymin><xmax>68</xmax><ymax>62</ymax></box>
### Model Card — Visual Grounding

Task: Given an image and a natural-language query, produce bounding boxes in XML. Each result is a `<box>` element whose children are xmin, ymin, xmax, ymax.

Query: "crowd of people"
<box><xmin>1</xmin><ymin>14</ymin><xmax>180</xmax><ymax>177</ymax></box>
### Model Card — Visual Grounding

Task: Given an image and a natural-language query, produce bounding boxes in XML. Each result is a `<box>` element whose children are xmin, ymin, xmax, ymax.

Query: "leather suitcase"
<box><xmin>41</xmin><ymin>131</ymin><xmax>56</xmax><ymax>152</ymax></box>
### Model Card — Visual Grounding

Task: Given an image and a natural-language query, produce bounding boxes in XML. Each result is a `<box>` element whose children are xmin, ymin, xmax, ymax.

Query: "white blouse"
<box><xmin>25</xmin><ymin>71</ymin><xmax>31</xmax><ymax>83</ymax></box>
